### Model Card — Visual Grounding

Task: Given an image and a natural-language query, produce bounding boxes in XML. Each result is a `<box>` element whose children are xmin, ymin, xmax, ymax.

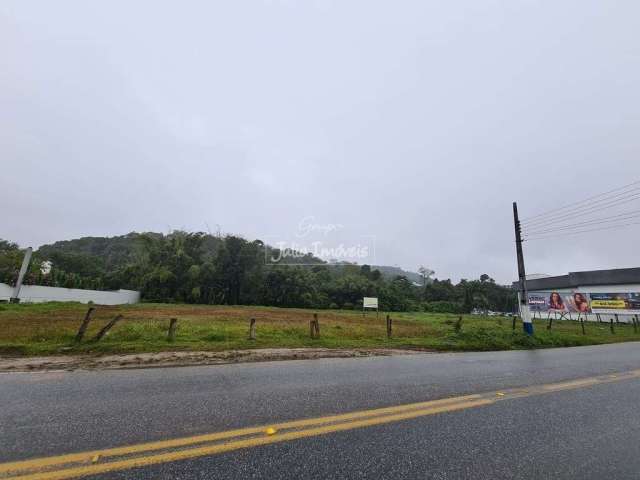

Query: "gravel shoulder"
<box><xmin>0</xmin><ymin>347</ymin><xmax>427</xmax><ymax>372</ymax></box>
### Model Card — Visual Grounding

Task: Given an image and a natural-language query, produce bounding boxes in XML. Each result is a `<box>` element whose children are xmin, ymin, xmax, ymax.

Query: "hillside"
<box><xmin>35</xmin><ymin>234</ymin><xmax>421</xmax><ymax>282</ymax></box>
<box><xmin>1</xmin><ymin>233</ymin><xmax>515</xmax><ymax>313</ymax></box>
<box><xmin>371</xmin><ymin>265</ymin><xmax>423</xmax><ymax>284</ymax></box>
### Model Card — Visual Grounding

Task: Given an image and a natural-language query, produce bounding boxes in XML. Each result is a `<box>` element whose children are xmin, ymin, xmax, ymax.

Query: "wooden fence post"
<box><xmin>580</xmin><ymin>318</ymin><xmax>586</xmax><ymax>335</ymax></box>
<box><xmin>310</xmin><ymin>313</ymin><xmax>320</xmax><ymax>339</ymax></box>
<box><xmin>610</xmin><ymin>318</ymin><xmax>615</xmax><ymax>334</ymax></box>
<box><xmin>168</xmin><ymin>318</ymin><xmax>178</xmax><ymax>342</ymax></box>
<box><xmin>454</xmin><ymin>316</ymin><xmax>462</xmax><ymax>333</ymax></box>
<box><xmin>249</xmin><ymin>318</ymin><xmax>256</xmax><ymax>340</ymax></box>
<box><xmin>75</xmin><ymin>307</ymin><xmax>95</xmax><ymax>343</ymax></box>
<box><xmin>512</xmin><ymin>315</ymin><xmax>516</xmax><ymax>331</ymax></box>
<box><xmin>547</xmin><ymin>316</ymin><xmax>553</xmax><ymax>330</ymax></box>
<box><xmin>92</xmin><ymin>314</ymin><xmax>123</xmax><ymax>342</ymax></box>
<box><xmin>386</xmin><ymin>315</ymin><xmax>392</xmax><ymax>339</ymax></box>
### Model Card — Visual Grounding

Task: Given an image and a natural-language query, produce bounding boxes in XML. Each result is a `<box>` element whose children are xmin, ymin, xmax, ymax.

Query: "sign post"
<box><xmin>363</xmin><ymin>297</ymin><xmax>379</xmax><ymax>319</ymax></box>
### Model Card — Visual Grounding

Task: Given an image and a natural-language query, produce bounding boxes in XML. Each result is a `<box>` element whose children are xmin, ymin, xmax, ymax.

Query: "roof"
<box><xmin>512</xmin><ymin>267</ymin><xmax>640</xmax><ymax>291</ymax></box>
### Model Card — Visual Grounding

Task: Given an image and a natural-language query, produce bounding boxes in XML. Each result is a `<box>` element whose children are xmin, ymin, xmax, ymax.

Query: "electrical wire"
<box><xmin>522</xmin><ymin>187</ymin><xmax>640</xmax><ymax>227</ymax></box>
<box><xmin>520</xmin><ymin>191</ymin><xmax>640</xmax><ymax>229</ymax></box>
<box><xmin>523</xmin><ymin>220</ymin><xmax>640</xmax><ymax>242</ymax></box>
<box><xmin>520</xmin><ymin>178</ymin><xmax>640</xmax><ymax>224</ymax></box>
<box><xmin>523</xmin><ymin>209</ymin><xmax>640</xmax><ymax>235</ymax></box>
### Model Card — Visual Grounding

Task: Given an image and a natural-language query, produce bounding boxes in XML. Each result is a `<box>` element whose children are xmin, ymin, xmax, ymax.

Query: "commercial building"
<box><xmin>512</xmin><ymin>267</ymin><xmax>640</xmax><ymax>323</ymax></box>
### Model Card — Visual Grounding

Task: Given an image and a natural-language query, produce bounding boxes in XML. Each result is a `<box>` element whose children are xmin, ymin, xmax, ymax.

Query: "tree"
<box><xmin>0</xmin><ymin>239</ymin><xmax>22</xmax><ymax>285</ymax></box>
<box><xmin>418</xmin><ymin>266</ymin><xmax>435</xmax><ymax>286</ymax></box>
<box><xmin>480</xmin><ymin>273</ymin><xmax>494</xmax><ymax>283</ymax></box>
<box><xmin>1</xmin><ymin>232</ymin><xmax>517</xmax><ymax>313</ymax></box>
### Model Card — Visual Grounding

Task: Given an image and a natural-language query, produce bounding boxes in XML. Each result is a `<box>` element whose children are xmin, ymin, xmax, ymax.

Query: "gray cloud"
<box><xmin>2</xmin><ymin>0</ymin><xmax>639</xmax><ymax>283</ymax></box>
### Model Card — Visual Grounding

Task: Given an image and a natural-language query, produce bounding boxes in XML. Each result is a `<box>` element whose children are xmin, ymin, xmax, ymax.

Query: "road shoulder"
<box><xmin>0</xmin><ymin>347</ymin><xmax>427</xmax><ymax>372</ymax></box>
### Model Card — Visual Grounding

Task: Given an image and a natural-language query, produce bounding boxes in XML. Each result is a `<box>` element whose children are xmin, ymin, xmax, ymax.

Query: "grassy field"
<box><xmin>0</xmin><ymin>302</ymin><xmax>638</xmax><ymax>356</ymax></box>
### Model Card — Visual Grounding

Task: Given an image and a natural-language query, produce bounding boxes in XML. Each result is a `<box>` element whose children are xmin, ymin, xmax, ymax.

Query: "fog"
<box><xmin>2</xmin><ymin>0</ymin><xmax>639</xmax><ymax>283</ymax></box>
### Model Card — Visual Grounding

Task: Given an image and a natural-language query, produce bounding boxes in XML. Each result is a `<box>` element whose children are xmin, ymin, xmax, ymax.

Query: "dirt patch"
<box><xmin>0</xmin><ymin>348</ymin><xmax>430</xmax><ymax>372</ymax></box>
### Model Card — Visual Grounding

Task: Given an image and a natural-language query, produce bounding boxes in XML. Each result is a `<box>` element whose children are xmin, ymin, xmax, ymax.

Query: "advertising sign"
<box><xmin>589</xmin><ymin>293</ymin><xmax>640</xmax><ymax>314</ymax></box>
<box><xmin>527</xmin><ymin>291</ymin><xmax>590</xmax><ymax>313</ymax></box>
<box><xmin>528</xmin><ymin>292</ymin><xmax>640</xmax><ymax>315</ymax></box>
<box><xmin>527</xmin><ymin>293</ymin><xmax>550</xmax><ymax>312</ymax></box>
<box><xmin>567</xmin><ymin>292</ymin><xmax>591</xmax><ymax>313</ymax></box>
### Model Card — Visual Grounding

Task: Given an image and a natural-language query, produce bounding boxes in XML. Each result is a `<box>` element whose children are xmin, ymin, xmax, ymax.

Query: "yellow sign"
<box><xmin>590</xmin><ymin>299</ymin><xmax>626</xmax><ymax>309</ymax></box>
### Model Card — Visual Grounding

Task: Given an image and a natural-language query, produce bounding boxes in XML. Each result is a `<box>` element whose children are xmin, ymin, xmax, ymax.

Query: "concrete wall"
<box><xmin>0</xmin><ymin>283</ymin><xmax>140</xmax><ymax>305</ymax></box>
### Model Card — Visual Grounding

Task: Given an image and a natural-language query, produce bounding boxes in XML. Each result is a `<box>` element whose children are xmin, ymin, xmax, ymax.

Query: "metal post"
<box><xmin>10</xmin><ymin>247</ymin><xmax>33</xmax><ymax>303</ymax></box>
<box><xmin>513</xmin><ymin>202</ymin><xmax>533</xmax><ymax>335</ymax></box>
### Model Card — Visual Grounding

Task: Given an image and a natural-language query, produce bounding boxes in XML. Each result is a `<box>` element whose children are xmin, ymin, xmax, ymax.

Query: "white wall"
<box><xmin>0</xmin><ymin>283</ymin><xmax>140</xmax><ymax>305</ymax></box>
<box><xmin>0</xmin><ymin>283</ymin><xmax>12</xmax><ymax>300</ymax></box>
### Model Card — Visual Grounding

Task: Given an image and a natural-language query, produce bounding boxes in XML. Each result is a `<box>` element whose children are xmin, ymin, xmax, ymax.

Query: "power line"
<box><xmin>520</xmin><ymin>191</ymin><xmax>640</xmax><ymax>229</ymax></box>
<box><xmin>522</xmin><ymin>187</ymin><xmax>640</xmax><ymax>227</ymax></box>
<box><xmin>520</xmin><ymin>178</ymin><xmax>640</xmax><ymax>223</ymax></box>
<box><xmin>523</xmin><ymin>209</ymin><xmax>640</xmax><ymax>235</ymax></box>
<box><xmin>523</xmin><ymin>220</ymin><xmax>640</xmax><ymax>242</ymax></box>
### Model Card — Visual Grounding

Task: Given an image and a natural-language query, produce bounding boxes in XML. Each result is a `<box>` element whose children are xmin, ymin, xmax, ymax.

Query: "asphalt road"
<box><xmin>3</xmin><ymin>342</ymin><xmax>640</xmax><ymax>479</ymax></box>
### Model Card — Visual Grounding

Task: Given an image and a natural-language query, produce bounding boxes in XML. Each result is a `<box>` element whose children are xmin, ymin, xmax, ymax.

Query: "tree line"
<box><xmin>0</xmin><ymin>233</ymin><xmax>517</xmax><ymax>313</ymax></box>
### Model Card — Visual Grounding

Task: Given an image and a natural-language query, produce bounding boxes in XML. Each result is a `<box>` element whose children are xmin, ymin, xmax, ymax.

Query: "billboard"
<box><xmin>527</xmin><ymin>293</ymin><xmax>552</xmax><ymax>312</ymax></box>
<box><xmin>589</xmin><ymin>293</ymin><xmax>640</xmax><ymax>314</ymax></box>
<box><xmin>527</xmin><ymin>291</ymin><xmax>590</xmax><ymax>313</ymax></box>
<box><xmin>528</xmin><ymin>291</ymin><xmax>640</xmax><ymax>315</ymax></box>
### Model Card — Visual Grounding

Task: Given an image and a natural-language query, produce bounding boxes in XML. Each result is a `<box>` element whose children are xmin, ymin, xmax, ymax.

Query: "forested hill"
<box><xmin>370</xmin><ymin>266</ymin><xmax>423</xmax><ymax>284</ymax></box>
<box><xmin>36</xmin><ymin>235</ymin><xmax>423</xmax><ymax>283</ymax></box>
<box><xmin>0</xmin><ymin>233</ymin><xmax>516</xmax><ymax>313</ymax></box>
<box><xmin>36</xmin><ymin>233</ymin><xmax>154</xmax><ymax>272</ymax></box>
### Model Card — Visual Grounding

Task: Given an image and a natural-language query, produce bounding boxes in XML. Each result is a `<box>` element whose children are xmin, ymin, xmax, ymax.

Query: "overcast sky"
<box><xmin>2</xmin><ymin>0</ymin><xmax>639</xmax><ymax>284</ymax></box>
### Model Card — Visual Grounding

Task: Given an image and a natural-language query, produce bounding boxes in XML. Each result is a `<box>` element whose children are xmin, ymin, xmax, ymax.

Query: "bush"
<box><xmin>447</xmin><ymin>327</ymin><xmax>512</xmax><ymax>350</ymax></box>
<box><xmin>423</xmin><ymin>301</ymin><xmax>464</xmax><ymax>314</ymax></box>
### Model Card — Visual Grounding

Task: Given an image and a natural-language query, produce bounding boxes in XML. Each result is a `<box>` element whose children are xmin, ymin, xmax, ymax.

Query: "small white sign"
<box><xmin>363</xmin><ymin>297</ymin><xmax>378</xmax><ymax>309</ymax></box>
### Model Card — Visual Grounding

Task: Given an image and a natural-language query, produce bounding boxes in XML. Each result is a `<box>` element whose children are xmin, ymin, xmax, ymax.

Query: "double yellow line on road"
<box><xmin>2</xmin><ymin>369</ymin><xmax>640</xmax><ymax>480</ymax></box>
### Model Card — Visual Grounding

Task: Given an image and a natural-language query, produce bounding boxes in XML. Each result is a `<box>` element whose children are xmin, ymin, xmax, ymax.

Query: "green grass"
<box><xmin>0</xmin><ymin>302</ymin><xmax>638</xmax><ymax>356</ymax></box>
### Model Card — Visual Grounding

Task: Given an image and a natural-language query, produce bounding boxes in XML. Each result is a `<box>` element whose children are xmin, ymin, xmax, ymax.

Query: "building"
<box><xmin>512</xmin><ymin>267</ymin><xmax>640</xmax><ymax>322</ymax></box>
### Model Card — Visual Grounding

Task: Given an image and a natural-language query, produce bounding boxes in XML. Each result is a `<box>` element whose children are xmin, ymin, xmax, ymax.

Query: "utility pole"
<box><xmin>513</xmin><ymin>203</ymin><xmax>533</xmax><ymax>335</ymax></box>
<box><xmin>10</xmin><ymin>247</ymin><xmax>33</xmax><ymax>304</ymax></box>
